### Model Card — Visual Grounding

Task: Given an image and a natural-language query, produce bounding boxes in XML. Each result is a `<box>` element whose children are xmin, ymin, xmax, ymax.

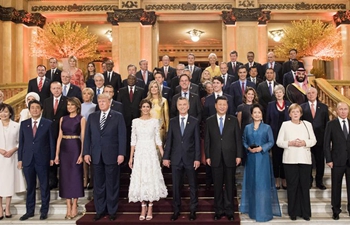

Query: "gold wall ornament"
<box><xmin>145</xmin><ymin>3</ymin><xmax>232</xmax><ymax>11</ymax></box>
<box><xmin>222</xmin><ymin>8</ymin><xmax>270</xmax><ymax>24</ymax></box>
<box><xmin>107</xmin><ymin>9</ymin><xmax>156</xmax><ymax>25</ymax></box>
<box><xmin>222</xmin><ymin>10</ymin><xmax>236</xmax><ymax>25</ymax></box>
<box><xmin>0</xmin><ymin>6</ymin><xmax>46</xmax><ymax>28</ymax></box>
<box><xmin>238</xmin><ymin>0</ymin><xmax>255</xmax><ymax>8</ymax></box>
<box><xmin>121</xmin><ymin>1</ymin><xmax>138</xmax><ymax>9</ymax></box>
<box><xmin>333</xmin><ymin>10</ymin><xmax>350</xmax><ymax>27</ymax></box>
<box><xmin>31</xmin><ymin>4</ymin><xmax>118</xmax><ymax>12</ymax></box>
<box><xmin>260</xmin><ymin>2</ymin><xmax>346</xmax><ymax>10</ymax></box>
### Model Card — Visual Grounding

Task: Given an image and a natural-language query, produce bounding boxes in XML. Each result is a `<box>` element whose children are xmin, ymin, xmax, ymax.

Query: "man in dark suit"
<box><xmin>163</xmin><ymin>97</ymin><xmax>201</xmax><ymax>221</ymax></box>
<box><xmin>257</xmin><ymin>68</ymin><xmax>279</xmax><ymax>118</ymax></box>
<box><xmin>227</xmin><ymin>50</ymin><xmax>243</xmax><ymax>77</ymax></box>
<box><xmin>186</xmin><ymin>53</ymin><xmax>202</xmax><ymax>85</ymax></box>
<box><xmin>244</xmin><ymin>51</ymin><xmax>264</xmax><ymax>79</ymax></box>
<box><xmin>229</xmin><ymin>66</ymin><xmax>256</xmax><ymax>115</ymax></box>
<box><xmin>122</xmin><ymin>64</ymin><xmax>146</xmax><ymax>89</ymax></box>
<box><xmin>219</xmin><ymin>62</ymin><xmax>237</xmax><ymax>95</ymax></box>
<box><xmin>95</xmin><ymin>85</ymin><xmax>123</xmax><ymax>114</ymax></box>
<box><xmin>60</xmin><ymin>71</ymin><xmax>82</xmax><ymax>102</ymax></box>
<box><xmin>103</xmin><ymin>60</ymin><xmax>122</xmax><ymax>100</ymax></box>
<box><xmin>18</xmin><ymin>100</ymin><xmax>55</xmax><ymax>221</ymax></box>
<box><xmin>160</xmin><ymin>55</ymin><xmax>176</xmax><ymax>86</ymax></box>
<box><xmin>136</xmin><ymin>59</ymin><xmax>154</xmax><ymax>88</ymax></box>
<box><xmin>92</xmin><ymin>73</ymin><xmax>105</xmax><ymax>104</ymax></box>
<box><xmin>83</xmin><ymin>93</ymin><xmax>126</xmax><ymax>221</ymax></box>
<box><xmin>205</xmin><ymin>96</ymin><xmax>242</xmax><ymax>221</ymax></box>
<box><xmin>286</xmin><ymin>68</ymin><xmax>310</xmax><ymax>105</ymax></box>
<box><xmin>170</xmin><ymin>64</ymin><xmax>185</xmax><ymax>95</ymax></box>
<box><xmin>28</xmin><ymin>65</ymin><xmax>51</xmax><ymax>104</ymax></box>
<box><xmin>117</xmin><ymin>75</ymin><xmax>144</xmax><ymax>162</ymax></box>
<box><xmin>175</xmin><ymin>69</ymin><xmax>199</xmax><ymax>95</ymax></box>
<box><xmin>45</xmin><ymin>58</ymin><xmax>62</xmax><ymax>83</ymax></box>
<box><xmin>247</xmin><ymin>66</ymin><xmax>263</xmax><ymax>87</ymax></box>
<box><xmin>301</xmin><ymin>87</ymin><xmax>329</xmax><ymax>190</ymax></box>
<box><xmin>262</xmin><ymin>52</ymin><xmax>283</xmax><ymax>82</ymax></box>
<box><xmin>283</xmin><ymin>59</ymin><xmax>299</xmax><ymax>88</ymax></box>
<box><xmin>282</xmin><ymin>49</ymin><xmax>304</xmax><ymax>76</ymax></box>
<box><xmin>42</xmin><ymin>81</ymin><xmax>69</xmax><ymax>189</ymax></box>
<box><xmin>324</xmin><ymin>102</ymin><xmax>350</xmax><ymax>220</ymax></box>
<box><xmin>171</xmin><ymin>74</ymin><xmax>202</xmax><ymax>121</ymax></box>
<box><xmin>154</xmin><ymin>71</ymin><xmax>173</xmax><ymax>105</ymax></box>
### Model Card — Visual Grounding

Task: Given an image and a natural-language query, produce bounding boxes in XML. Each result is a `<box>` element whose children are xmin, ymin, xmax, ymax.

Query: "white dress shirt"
<box><xmin>338</xmin><ymin>117</ymin><xmax>349</xmax><ymax>133</ymax></box>
<box><xmin>179</xmin><ymin>114</ymin><xmax>188</xmax><ymax>130</ymax></box>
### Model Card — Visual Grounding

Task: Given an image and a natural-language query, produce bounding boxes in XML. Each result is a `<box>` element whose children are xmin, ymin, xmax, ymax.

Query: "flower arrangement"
<box><xmin>30</xmin><ymin>21</ymin><xmax>100</xmax><ymax>60</ymax></box>
<box><xmin>274</xmin><ymin>19</ymin><xmax>343</xmax><ymax>61</ymax></box>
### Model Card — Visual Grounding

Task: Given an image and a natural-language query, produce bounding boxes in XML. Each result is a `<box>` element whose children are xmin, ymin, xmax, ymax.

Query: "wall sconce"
<box><xmin>187</xmin><ymin>29</ymin><xmax>204</xmax><ymax>42</ymax></box>
<box><xmin>105</xmin><ymin>30</ymin><xmax>112</xmax><ymax>42</ymax></box>
<box><xmin>269</xmin><ymin>29</ymin><xmax>284</xmax><ymax>42</ymax></box>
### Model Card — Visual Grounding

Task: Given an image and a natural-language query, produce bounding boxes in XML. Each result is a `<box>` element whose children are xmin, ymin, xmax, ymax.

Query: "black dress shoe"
<box><xmin>332</xmin><ymin>213</ymin><xmax>339</xmax><ymax>220</ymax></box>
<box><xmin>109</xmin><ymin>214</ymin><xmax>116</xmax><ymax>221</ymax></box>
<box><xmin>227</xmin><ymin>214</ymin><xmax>235</xmax><ymax>221</ymax></box>
<box><xmin>290</xmin><ymin>216</ymin><xmax>297</xmax><ymax>220</ymax></box>
<box><xmin>0</xmin><ymin>216</ymin><xmax>3</xmax><ymax>220</ymax></box>
<box><xmin>303</xmin><ymin>216</ymin><xmax>310</xmax><ymax>221</ymax></box>
<box><xmin>19</xmin><ymin>213</ymin><xmax>34</xmax><ymax>221</ymax></box>
<box><xmin>171</xmin><ymin>213</ymin><xmax>180</xmax><ymax>221</ymax></box>
<box><xmin>93</xmin><ymin>213</ymin><xmax>105</xmax><ymax>221</ymax></box>
<box><xmin>214</xmin><ymin>213</ymin><xmax>224</xmax><ymax>220</ymax></box>
<box><xmin>316</xmin><ymin>183</ymin><xmax>327</xmax><ymax>190</ymax></box>
<box><xmin>40</xmin><ymin>213</ymin><xmax>48</xmax><ymax>220</ymax></box>
<box><xmin>189</xmin><ymin>212</ymin><xmax>196</xmax><ymax>221</ymax></box>
<box><xmin>282</xmin><ymin>185</ymin><xmax>287</xmax><ymax>190</ymax></box>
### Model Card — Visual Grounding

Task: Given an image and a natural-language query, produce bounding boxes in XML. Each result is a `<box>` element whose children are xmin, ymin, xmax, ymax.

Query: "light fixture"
<box><xmin>187</xmin><ymin>29</ymin><xmax>204</xmax><ymax>42</ymax></box>
<box><xmin>105</xmin><ymin>30</ymin><xmax>112</xmax><ymax>42</ymax></box>
<box><xmin>269</xmin><ymin>29</ymin><xmax>284</xmax><ymax>42</ymax></box>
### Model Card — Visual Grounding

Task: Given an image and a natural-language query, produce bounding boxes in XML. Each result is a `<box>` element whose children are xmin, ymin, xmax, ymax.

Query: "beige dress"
<box><xmin>150</xmin><ymin>97</ymin><xmax>169</xmax><ymax>144</ymax></box>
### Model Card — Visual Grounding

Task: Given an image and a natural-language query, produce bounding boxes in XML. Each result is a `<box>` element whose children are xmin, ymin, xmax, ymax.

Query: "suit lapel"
<box><xmin>33</xmin><ymin>119</ymin><xmax>45</xmax><ymax>140</ymax></box>
<box><xmin>182</xmin><ymin>116</ymin><xmax>192</xmax><ymax>137</ymax></box>
<box><xmin>102</xmin><ymin>111</ymin><xmax>113</xmax><ymax>132</ymax></box>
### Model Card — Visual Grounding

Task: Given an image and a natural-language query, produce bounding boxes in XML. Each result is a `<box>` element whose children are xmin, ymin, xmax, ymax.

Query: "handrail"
<box><xmin>3</xmin><ymin>89</ymin><xmax>28</xmax><ymax>122</ymax></box>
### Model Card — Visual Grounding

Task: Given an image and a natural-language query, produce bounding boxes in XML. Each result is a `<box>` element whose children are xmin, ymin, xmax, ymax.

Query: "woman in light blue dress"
<box><xmin>240</xmin><ymin>104</ymin><xmax>281</xmax><ymax>222</ymax></box>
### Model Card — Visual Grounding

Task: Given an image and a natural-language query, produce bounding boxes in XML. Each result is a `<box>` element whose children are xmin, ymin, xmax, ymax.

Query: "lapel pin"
<box><xmin>228</xmin><ymin>118</ymin><xmax>231</xmax><ymax>120</ymax></box>
<box><xmin>27</xmin><ymin>125</ymin><xmax>30</xmax><ymax>127</ymax></box>
<box><xmin>187</xmin><ymin>122</ymin><xmax>190</xmax><ymax>124</ymax></box>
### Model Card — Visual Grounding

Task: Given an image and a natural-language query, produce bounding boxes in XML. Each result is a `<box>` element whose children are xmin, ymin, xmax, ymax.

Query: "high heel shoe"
<box><xmin>65</xmin><ymin>215</ymin><xmax>72</xmax><ymax>219</ymax></box>
<box><xmin>139</xmin><ymin>204</ymin><xmax>147</xmax><ymax>220</ymax></box>
<box><xmin>146</xmin><ymin>203</ymin><xmax>153</xmax><ymax>220</ymax></box>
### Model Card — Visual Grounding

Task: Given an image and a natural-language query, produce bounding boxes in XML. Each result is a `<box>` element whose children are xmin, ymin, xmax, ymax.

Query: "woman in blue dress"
<box><xmin>240</xmin><ymin>104</ymin><xmax>281</xmax><ymax>222</ymax></box>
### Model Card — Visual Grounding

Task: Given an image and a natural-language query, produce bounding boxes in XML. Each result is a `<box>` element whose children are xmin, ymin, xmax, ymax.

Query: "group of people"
<box><xmin>0</xmin><ymin>49</ymin><xmax>349</xmax><ymax>223</ymax></box>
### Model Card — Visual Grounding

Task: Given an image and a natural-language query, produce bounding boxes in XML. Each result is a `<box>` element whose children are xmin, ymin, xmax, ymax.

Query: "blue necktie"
<box><xmin>181</xmin><ymin>117</ymin><xmax>185</xmax><ymax>136</ymax></box>
<box><xmin>97</xmin><ymin>88</ymin><xmax>100</xmax><ymax>95</ymax></box>
<box><xmin>183</xmin><ymin>92</ymin><xmax>188</xmax><ymax>99</ymax></box>
<box><xmin>219</xmin><ymin>117</ymin><xmax>224</xmax><ymax>135</ymax></box>
<box><xmin>269</xmin><ymin>82</ymin><xmax>273</xmax><ymax>96</ymax></box>
<box><xmin>63</xmin><ymin>85</ymin><xmax>67</xmax><ymax>96</ymax></box>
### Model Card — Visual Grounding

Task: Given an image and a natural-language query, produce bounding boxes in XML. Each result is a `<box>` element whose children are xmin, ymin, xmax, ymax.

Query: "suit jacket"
<box><xmin>83</xmin><ymin>110</ymin><xmax>126</xmax><ymax>165</ymax></box>
<box><xmin>162</xmin><ymin>85</ymin><xmax>173</xmax><ymax>105</ymax></box>
<box><xmin>45</xmin><ymin>68</ymin><xmax>62</xmax><ymax>83</ymax></box>
<box><xmin>227</xmin><ymin>61</ymin><xmax>243</xmax><ymax>77</ymax></box>
<box><xmin>257</xmin><ymin>81</ymin><xmax>279</xmax><ymax>111</ymax></box>
<box><xmin>282</xmin><ymin>60</ymin><xmax>304</xmax><ymax>78</ymax></box>
<box><xmin>163</xmin><ymin>116</ymin><xmax>201</xmax><ymax>166</ymax></box>
<box><xmin>229</xmin><ymin>80</ymin><xmax>256</xmax><ymax>115</ymax></box>
<box><xmin>122</xmin><ymin>78</ymin><xmax>145</xmax><ymax>89</ymax></box>
<box><xmin>301</xmin><ymin>101</ymin><xmax>329</xmax><ymax>146</ymax></box>
<box><xmin>160</xmin><ymin>66</ymin><xmax>176</xmax><ymax>86</ymax></box>
<box><xmin>222</xmin><ymin>74</ymin><xmax>237</xmax><ymax>94</ymax></box>
<box><xmin>103</xmin><ymin>71</ymin><xmax>122</xmax><ymax>100</ymax></box>
<box><xmin>324</xmin><ymin>118</ymin><xmax>350</xmax><ymax>166</ymax></box>
<box><xmin>203</xmin><ymin>93</ymin><xmax>234</xmax><ymax>120</ymax></box>
<box><xmin>117</xmin><ymin>86</ymin><xmax>144</xmax><ymax>126</ymax></box>
<box><xmin>135</xmin><ymin>70</ymin><xmax>154</xmax><ymax>85</ymax></box>
<box><xmin>95</xmin><ymin>100</ymin><xmax>123</xmax><ymax>115</ymax></box>
<box><xmin>262</xmin><ymin>62</ymin><xmax>283</xmax><ymax>82</ymax></box>
<box><xmin>247</xmin><ymin>76</ymin><xmax>263</xmax><ymax>87</ymax></box>
<box><xmin>265</xmin><ymin>100</ymin><xmax>291</xmax><ymax>139</ymax></box>
<box><xmin>42</xmin><ymin>96</ymin><xmax>69</xmax><ymax>140</ymax></box>
<box><xmin>18</xmin><ymin>117</ymin><xmax>55</xmax><ymax>166</ymax></box>
<box><xmin>65</xmin><ymin>83</ymin><xmax>82</xmax><ymax>102</ymax></box>
<box><xmin>283</xmin><ymin>71</ymin><xmax>295</xmax><ymax>88</ymax></box>
<box><xmin>175</xmin><ymin>83</ymin><xmax>199</xmax><ymax>95</ymax></box>
<box><xmin>205</xmin><ymin>114</ymin><xmax>243</xmax><ymax>167</ymax></box>
<box><xmin>186</xmin><ymin>65</ymin><xmax>202</xmax><ymax>85</ymax></box>
<box><xmin>27</xmin><ymin>77</ymin><xmax>51</xmax><ymax>104</ymax></box>
<box><xmin>244</xmin><ymin>62</ymin><xmax>264</xmax><ymax>80</ymax></box>
<box><xmin>171</xmin><ymin>93</ymin><xmax>202</xmax><ymax>122</ymax></box>
<box><xmin>170</xmin><ymin>76</ymin><xmax>180</xmax><ymax>94</ymax></box>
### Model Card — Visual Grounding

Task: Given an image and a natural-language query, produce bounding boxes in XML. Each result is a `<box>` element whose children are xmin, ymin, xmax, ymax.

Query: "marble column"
<box><xmin>337</xmin><ymin>24</ymin><xmax>350</xmax><ymax>80</ymax></box>
<box><xmin>257</xmin><ymin>24</ymin><xmax>268</xmax><ymax>63</ymax></box>
<box><xmin>141</xmin><ymin>25</ymin><xmax>153</xmax><ymax>71</ymax></box>
<box><xmin>222</xmin><ymin>24</ymin><xmax>237</xmax><ymax>62</ymax></box>
<box><xmin>1</xmin><ymin>21</ymin><xmax>16</xmax><ymax>84</ymax></box>
<box><xmin>235</xmin><ymin>21</ymin><xmax>259</xmax><ymax>63</ymax></box>
<box><xmin>111</xmin><ymin>25</ymin><xmax>119</xmax><ymax>74</ymax></box>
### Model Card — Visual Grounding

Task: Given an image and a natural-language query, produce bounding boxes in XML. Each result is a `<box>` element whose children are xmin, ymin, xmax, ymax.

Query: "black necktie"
<box><xmin>343</xmin><ymin>120</ymin><xmax>348</xmax><ymax>139</ymax></box>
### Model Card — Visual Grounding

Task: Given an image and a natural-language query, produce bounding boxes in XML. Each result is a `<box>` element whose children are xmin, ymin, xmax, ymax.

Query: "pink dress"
<box><xmin>70</xmin><ymin>68</ymin><xmax>86</xmax><ymax>90</ymax></box>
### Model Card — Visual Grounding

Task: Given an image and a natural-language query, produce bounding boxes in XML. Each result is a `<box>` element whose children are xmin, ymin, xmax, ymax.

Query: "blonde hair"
<box><xmin>145</xmin><ymin>80</ymin><xmax>163</xmax><ymax>107</ymax></box>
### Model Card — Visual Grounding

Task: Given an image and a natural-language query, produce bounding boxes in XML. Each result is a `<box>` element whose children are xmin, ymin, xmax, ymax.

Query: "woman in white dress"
<box><xmin>0</xmin><ymin>104</ymin><xmax>26</xmax><ymax>219</ymax></box>
<box><xmin>19</xmin><ymin>92</ymin><xmax>40</xmax><ymax>123</ymax></box>
<box><xmin>128</xmin><ymin>99</ymin><xmax>168</xmax><ymax>221</ymax></box>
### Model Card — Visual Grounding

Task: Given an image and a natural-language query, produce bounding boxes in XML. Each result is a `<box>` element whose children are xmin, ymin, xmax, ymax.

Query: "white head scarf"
<box><xmin>25</xmin><ymin>92</ymin><xmax>40</xmax><ymax>107</ymax></box>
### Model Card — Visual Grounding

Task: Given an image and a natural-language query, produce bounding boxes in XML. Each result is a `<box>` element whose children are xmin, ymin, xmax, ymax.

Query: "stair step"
<box><xmin>0</xmin><ymin>214</ymin><xmax>81</xmax><ymax>225</ymax></box>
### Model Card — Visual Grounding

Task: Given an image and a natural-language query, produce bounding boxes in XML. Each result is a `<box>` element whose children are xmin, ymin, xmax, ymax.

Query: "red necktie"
<box><xmin>129</xmin><ymin>87</ymin><xmax>134</xmax><ymax>102</ymax></box>
<box><xmin>54</xmin><ymin>99</ymin><xmax>59</xmax><ymax>115</ymax></box>
<box><xmin>270</xmin><ymin>62</ymin><xmax>273</xmax><ymax>69</ymax></box>
<box><xmin>241</xmin><ymin>82</ymin><xmax>245</xmax><ymax>95</ymax></box>
<box><xmin>38</xmin><ymin>77</ymin><xmax>43</xmax><ymax>92</ymax></box>
<box><xmin>33</xmin><ymin>121</ymin><xmax>37</xmax><ymax>137</ymax></box>
<box><xmin>233</xmin><ymin>62</ymin><xmax>236</xmax><ymax>73</ymax></box>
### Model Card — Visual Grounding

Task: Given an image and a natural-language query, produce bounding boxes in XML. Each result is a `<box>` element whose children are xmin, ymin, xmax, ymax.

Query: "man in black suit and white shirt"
<box><xmin>163</xmin><ymin>97</ymin><xmax>201</xmax><ymax>221</ymax></box>
<box><xmin>227</xmin><ymin>50</ymin><xmax>243</xmax><ymax>77</ymax></box>
<box><xmin>262</xmin><ymin>52</ymin><xmax>283</xmax><ymax>82</ymax></box>
<box><xmin>283</xmin><ymin>60</ymin><xmax>299</xmax><ymax>88</ymax></box>
<box><xmin>301</xmin><ymin>87</ymin><xmax>329</xmax><ymax>190</ymax></box>
<box><xmin>122</xmin><ymin>64</ymin><xmax>146</xmax><ymax>90</ymax></box>
<box><xmin>186</xmin><ymin>53</ymin><xmax>202</xmax><ymax>85</ymax></box>
<box><xmin>28</xmin><ymin>65</ymin><xmax>51</xmax><ymax>104</ymax></box>
<box><xmin>154</xmin><ymin>71</ymin><xmax>172</xmax><ymax>105</ymax></box>
<box><xmin>247</xmin><ymin>66</ymin><xmax>263</xmax><ymax>87</ymax></box>
<box><xmin>324</xmin><ymin>102</ymin><xmax>350</xmax><ymax>220</ymax></box>
<box><xmin>45</xmin><ymin>58</ymin><xmax>62</xmax><ymax>83</ymax></box>
<box><xmin>282</xmin><ymin>49</ymin><xmax>304</xmax><ymax>76</ymax></box>
<box><xmin>257</xmin><ymin>68</ymin><xmax>279</xmax><ymax>118</ymax></box>
<box><xmin>219</xmin><ymin>62</ymin><xmax>237</xmax><ymax>94</ymax></box>
<box><xmin>244</xmin><ymin>51</ymin><xmax>263</xmax><ymax>79</ymax></box>
<box><xmin>170</xmin><ymin>64</ymin><xmax>185</xmax><ymax>94</ymax></box>
<box><xmin>60</xmin><ymin>71</ymin><xmax>82</xmax><ymax>102</ymax></box>
<box><xmin>175</xmin><ymin>69</ymin><xmax>199</xmax><ymax>95</ymax></box>
<box><xmin>205</xmin><ymin>96</ymin><xmax>242</xmax><ymax>221</ymax></box>
<box><xmin>136</xmin><ymin>59</ymin><xmax>154</xmax><ymax>87</ymax></box>
<box><xmin>95</xmin><ymin>85</ymin><xmax>123</xmax><ymax>115</ymax></box>
<box><xmin>160</xmin><ymin>55</ymin><xmax>176</xmax><ymax>86</ymax></box>
<box><xmin>103</xmin><ymin>60</ymin><xmax>122</xmax><ymax>100</ymax></box>
<box><xmin>92</xmin><ymin>73</ymin><xmax>105</xmax><ymax>104</ymax></box>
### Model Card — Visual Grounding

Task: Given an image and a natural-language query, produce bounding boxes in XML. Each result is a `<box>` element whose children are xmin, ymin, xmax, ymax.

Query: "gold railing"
<box><xmin>0</xmin><ymin>83</ymin><xmax>27</xmax><ymax>100</ymax></box>
<box><xmin>314</xmin><ymin>78</ymin><xmax>350</xmax><ymax>120</ymax></box>
<box><xmin>3</xmin><ymin>89</ymin><xmax>27</xmax><ymax>122</ymax></box>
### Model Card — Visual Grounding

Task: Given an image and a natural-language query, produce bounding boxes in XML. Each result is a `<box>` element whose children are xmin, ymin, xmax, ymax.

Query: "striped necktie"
<box><xmin>100</xmin><ymin>112</ymin><xmax>106</xmax><ymax>130</ymax></box>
